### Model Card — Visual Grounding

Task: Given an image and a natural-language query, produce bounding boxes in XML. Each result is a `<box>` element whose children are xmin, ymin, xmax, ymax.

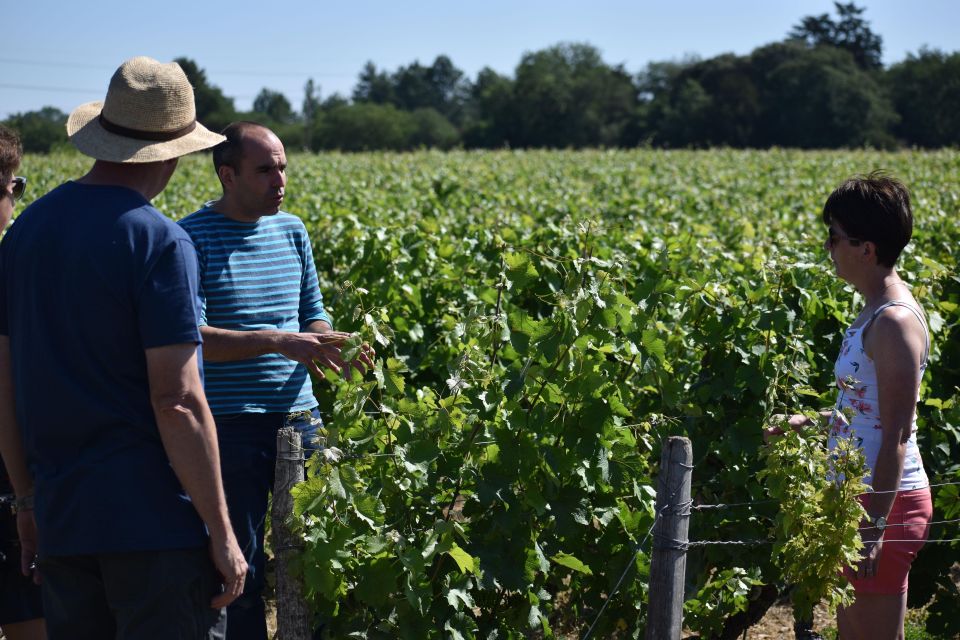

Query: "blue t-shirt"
<box><xmin>0</xmin><ymin>182</ymin><xmax>207</xmax><ymax>555</ymax></box>
<box><xmin>178</xmin><ymin>207</ymin><xmax>331</xmax><ymax>415</ymax></box>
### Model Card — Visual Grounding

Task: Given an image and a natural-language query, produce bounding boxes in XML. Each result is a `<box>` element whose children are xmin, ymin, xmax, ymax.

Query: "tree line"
<box><xmin>6</xmin><ymin>3</ymin><xmax>959</xmax><ymax>152</ymax></box>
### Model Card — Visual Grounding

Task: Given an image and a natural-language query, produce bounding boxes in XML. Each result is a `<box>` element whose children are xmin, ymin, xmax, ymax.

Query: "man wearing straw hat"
<box><xmin>0</xmin><ymin>57</ymin><xmax>246</xmax><ymax>639</ymax></box>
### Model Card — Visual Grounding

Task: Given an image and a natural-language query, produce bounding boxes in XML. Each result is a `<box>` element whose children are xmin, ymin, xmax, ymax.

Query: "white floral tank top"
<box><xmin>827</xmin><ymin>300</ymin><xmax>929</xmax><ymax>491</ymax></box>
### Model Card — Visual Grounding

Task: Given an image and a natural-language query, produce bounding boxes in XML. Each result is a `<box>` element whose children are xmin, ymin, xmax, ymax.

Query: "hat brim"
<box><xmin>67</xmin><ymin>101</ymin><xmax>225</xmax><ymax>163</ymax></box>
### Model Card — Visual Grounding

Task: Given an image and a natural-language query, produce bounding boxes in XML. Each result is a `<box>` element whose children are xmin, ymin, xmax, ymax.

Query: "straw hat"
<box><xmin>66</xmin><ymin>57</ymin><xmax>225</xmax><ymax>163</ymax></box>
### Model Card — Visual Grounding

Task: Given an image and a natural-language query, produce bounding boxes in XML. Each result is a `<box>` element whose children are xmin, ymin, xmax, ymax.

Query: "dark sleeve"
<box><xmin>137</xmin><ymin>237</ymin><xmax>203</xmax><ymax>348</ymax></box>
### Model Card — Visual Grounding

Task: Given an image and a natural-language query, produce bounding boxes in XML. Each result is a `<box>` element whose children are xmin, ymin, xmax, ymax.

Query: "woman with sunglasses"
<box><xmin>0</xmin><ymin>124</ymin><xmax>45</xmax><ymax>640</ymax></box>
<box><xmin>1</xmin><ymin>127</ymin><xmax>27</xmax><ymax>223</ymax></box>
<box><xmin>772</xmin><ymin>173</ymin><xmax>932</xmax><ymax>639</ymax></box>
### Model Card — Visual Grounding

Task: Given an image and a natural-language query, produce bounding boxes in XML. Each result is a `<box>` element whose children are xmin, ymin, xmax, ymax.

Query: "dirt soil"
<box><xmin>739</xmin><ymin>602</ymin><xmax>833</xmax><ymax>639</ymax></box>
<box><xmin>677</xmin><ymin>601</ymin><xmax>833</xmax><ymax>639</ymax></box>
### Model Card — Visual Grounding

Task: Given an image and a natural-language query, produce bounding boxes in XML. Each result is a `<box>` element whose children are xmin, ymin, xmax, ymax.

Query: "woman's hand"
<box><xmin>855</xmin><ymin>529</ymin><xmax>884</xmax><ymax>580</ymax></box>
<box><xmin>763</xmin><ymin>414</ymin><xmax>811</xmax><ymax>443</ymax></box>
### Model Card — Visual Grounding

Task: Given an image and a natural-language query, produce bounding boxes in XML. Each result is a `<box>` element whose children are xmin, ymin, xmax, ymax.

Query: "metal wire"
<box><xmin>857</xmin><ymin>517</ymin><xmax>960</xmax><ymax>531</ymax></box>
<box><xmin>581</xmin><ymin>449</ymin><xmax>692</xmax><ymax>640</ymax></box>
<box><xmin>690</xmin><ymin>480</ymin><xmax>960</xmax><ymax>511</ymax></box>
<box><xmin>691</xmin><ymin>499</ymin><xmax>778</xmax><ymax>511</ymax></box>
<box><xmin>580</xmin><ymin>512</ymin><xmax>660</xmax><ymax>640</ymax></box>
<box><xmin>864</xmin><ymin>480</ymin><xmax>960</xmax><ymax>495</ymax></box>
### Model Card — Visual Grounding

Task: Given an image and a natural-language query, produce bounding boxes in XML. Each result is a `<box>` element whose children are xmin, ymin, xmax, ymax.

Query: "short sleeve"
<box><xmin>195</xmin><ymin>249</ymin><xmax>208</xmax><ymax>327</ymax></box>
<box><xmin>137</xmin><ymin>237</ymin><xmax>203</xmax><ymax>348</ymax></box>
<box><xmin>298</xmin><ymin>229</ymin><xmax>333</xmax><ymax>329</ymax></box>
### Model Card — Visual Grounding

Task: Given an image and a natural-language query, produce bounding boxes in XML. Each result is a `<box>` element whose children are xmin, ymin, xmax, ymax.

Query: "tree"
<box><xmin>2</xmin><ymin>107</ymin><xmax>68</xmax><ymax>153</ymax></box>
<box><xmin>321</xmin><ymin>94</ymin><xmax>349</xmax><ymax>110</ymax></box>
<box><xmin>510</xmin><ymin>42</ymin><xmax>638</xmax><ymax>148</ymax></box>
<box><xmin>644</xmin><ymin>55</ymin><xmax>759</xmax><ymax>147</ymax></box>
<box><xmin>638</xmin><ymin>39</ymin><xmax>898</xmax><ymax>148</ymax></box>
<box><xmin>636</xmin><ymin>57</ymin><xmax>697</xmax><ymax>102</ymax></box>
<box><xmin>789</xmin><ymin>2</ymin><xmax>883</xmax><ymax>70</ymax></box>
<box><xmin>252</xmin><ymin>88</ymin><xmax>295</xmax><ymax>124</ymax></box>
<box><xmin>314</xmin><ymin>103</ymin><xmax>415</xmax><ymax>151</ymax></box>
<box><xmin>753</xmin><ymin>42</ymin><xmax>896</xmax><ymax>147</ymax></box>
<box><xmin>174</xmin><ymin>57</ymin><xmax>237</xmax><ymax>132</ymax></box>
<box><xmin>353</xmin><ymin>62</ymin><xmax>394</xmax><ymax>104</ymax></box>
<box><xmin>886</xmin><ymin>49</ymin><xmax>960</xmax><ymax>147</ymax></box>
<box><xmin>391</xmin><ymin>61</ymin><xmax>433</xmax><ymax>112</ymax></box>
<box><xmin>378</xmin><ymin>56</ymin><xmax>470</xmax><ymax>124</ymax></box>
<box><xmin>302</xmin><ymin>79</ymin><xmax>321</xmax><ymax>151</ymax></box>
<box><xmin>409</xmin><ymin>108</ymin><xmax>459</xmax><ymax>149</ymax></box>
<box><xmin>425</xmin><ymin>55</ymin><xmax>470</xmax><ymax>123</ymax></box>
<box><xmin>648</xmin><ymin>77</ymin><xmax>713</xmax><ymax>147</ymax></box>
<box><xmin>462</xmin><ymin>67</ymin><xmax>514</xmax><ymax>148</ymax></box>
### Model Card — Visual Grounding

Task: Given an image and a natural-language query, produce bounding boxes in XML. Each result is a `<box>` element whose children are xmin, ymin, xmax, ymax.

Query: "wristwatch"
<box><xmin>869</xmin><ymin>514</ymin><xmax>887</xmax><ymax>531</ymax></box>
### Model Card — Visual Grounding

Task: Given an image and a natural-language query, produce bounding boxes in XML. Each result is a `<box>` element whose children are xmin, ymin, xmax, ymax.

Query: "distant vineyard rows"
<box><xmin>23</xmin><ymin>149</ymin><xmax>960</xmax><ymax>638</ymax></box>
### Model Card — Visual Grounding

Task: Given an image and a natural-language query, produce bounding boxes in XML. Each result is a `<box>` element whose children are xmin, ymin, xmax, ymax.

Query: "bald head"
<box><xmin>213</xmin><ymin>122</ymin><xmax>282</xmax><ymax>185</ymax></box>
<box><xmin>210</xmin><ymin>122</ymin><xmax>287</xmax><ymax>221</ymax></box>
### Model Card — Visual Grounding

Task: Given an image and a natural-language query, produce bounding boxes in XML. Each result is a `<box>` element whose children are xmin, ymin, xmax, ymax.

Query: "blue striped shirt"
<box><xmin>178</xmin><ymin>207</ymin><xmax>332</xmax><ymax>415</ymax></box>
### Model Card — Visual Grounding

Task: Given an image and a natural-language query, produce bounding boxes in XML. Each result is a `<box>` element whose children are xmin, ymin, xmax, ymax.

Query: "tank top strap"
<box><xmin>864</xmin><ymin>300</ymin><xmax>930</xmax><ymax>366</ymax></box>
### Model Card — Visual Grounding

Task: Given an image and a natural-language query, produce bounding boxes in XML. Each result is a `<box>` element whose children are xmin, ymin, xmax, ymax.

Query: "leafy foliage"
<box><xmin>1</xmin><ymin>107</ymin><xmax>68</xmax><ymax>153</ymax></box>
<box><xmin>684</xmin><ymin>567</ymin><xmax>764</xmax><ymax>638</ymax></box>
<box><xmin>9</xmin><ymin>4</ymin><xmax>960</xmax><ymax>153</ymax></box>
<box><xmin>887</xmin><ymin>49</ymin><xmax>960</xmax><ymax>148</ymax></box>
<box><xmin>760</xmin><ymin>427</ymin><xmax>867</xmax><ymax>620</ymax></box>
<box><xmin>789</xmin><ymin>2</ymin><xmax>884</xmax><ymax>70</ymax></box>
<box><xmin>19</xmin><ymin>149</ymin><xmax>960</xmax><ymax>638</ymax></box>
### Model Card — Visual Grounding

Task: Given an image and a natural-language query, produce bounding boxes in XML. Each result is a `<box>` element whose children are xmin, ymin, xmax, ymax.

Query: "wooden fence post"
<box><xmin>645</xmin><ymin>436</ymin><xmax>693</xmax><ymax>640</ymax></box>
<box><xmin>273</xmin><ymin>427</ymin><xmax>311</xmax><ymax>640</ymax></box>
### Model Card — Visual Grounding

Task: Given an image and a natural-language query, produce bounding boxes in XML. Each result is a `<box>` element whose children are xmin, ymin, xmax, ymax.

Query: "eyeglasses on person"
<box><xmin>827</xmin><ymin>227</ymin><xmax>861</xmax><ymax>248</ymax></box>
<box><xmin>9</xmin><ymin>176</ymin><xmax>26</xmax><ymax>202</ymax></box>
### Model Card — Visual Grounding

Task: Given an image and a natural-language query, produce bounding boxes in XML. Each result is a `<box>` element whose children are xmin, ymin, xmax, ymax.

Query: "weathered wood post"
<box><xmin>646</xmin><ymin>436</ymin><xmax>693</xmax><ymax>640</ymax></box>
<box><xmin>273</xmin><ymin>427</ymin><xmax>311</xmax><ymax>640</ymax></box>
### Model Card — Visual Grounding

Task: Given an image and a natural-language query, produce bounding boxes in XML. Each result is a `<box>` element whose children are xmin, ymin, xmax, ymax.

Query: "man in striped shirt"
<box><xmin>179</xmin><ymin>122</ymin><xmax>371</xmax><ymax>640</ymax></box>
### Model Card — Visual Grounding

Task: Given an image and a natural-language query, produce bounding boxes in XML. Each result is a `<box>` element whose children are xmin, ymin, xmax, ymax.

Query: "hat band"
<box><xmin>98</xmin><ymin>114</ymin><xmax>197</xmax><ymax>142</ymax></box>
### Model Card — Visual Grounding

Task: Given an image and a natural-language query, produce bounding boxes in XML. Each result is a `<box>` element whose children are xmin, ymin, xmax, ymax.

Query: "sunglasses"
<box><xmin>9</xmin><ymin>176</ymin><xmax>26</xmax><ymax>202</ymax></box>
<box><xmin>827</xmin><ymin>228</ymin><xmax>861</xmax><ymax>248</ymax></box>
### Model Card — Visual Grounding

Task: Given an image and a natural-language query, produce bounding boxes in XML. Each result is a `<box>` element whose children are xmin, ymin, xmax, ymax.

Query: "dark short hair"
<box><xmin>212</xmin><ymin>121</ymin><xmax>273</xmax><ymax>179</ymax></box>
<box><xmin>0</xmin><ymin>125</ymin><xmax>23</xmax><ymax>178</ymax></box>
<box><xmin>822</xmin><ymin>172</ymin><xmax>913</xmax><ymax>267</ymax></box>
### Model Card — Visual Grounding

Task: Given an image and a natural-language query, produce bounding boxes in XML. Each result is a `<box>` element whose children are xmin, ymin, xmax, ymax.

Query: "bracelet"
<box><xmin>14</xmin><ymin>494</ymin><xmax>34</xmax><ymax>513</ymax></box>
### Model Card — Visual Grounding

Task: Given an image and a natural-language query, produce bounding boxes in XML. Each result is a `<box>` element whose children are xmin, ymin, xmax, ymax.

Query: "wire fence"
<box><xmin>677</xmin><ymin>480</ymin><xmax>960</xmax><ymax>548</ymax></box>
<box><xmin>316</xmin><ymin>405</ymin><xmax>960</xmax><ymax>636</ymax></box>
<box><xmin>580</xmin><ymin>476</ymin><xmax>960</xmax><ymax>639</ymax></box>
<box><xmin>581</xmin><ymin>461</ymin><xmax>693</xmax><ymax>640</ymax></box>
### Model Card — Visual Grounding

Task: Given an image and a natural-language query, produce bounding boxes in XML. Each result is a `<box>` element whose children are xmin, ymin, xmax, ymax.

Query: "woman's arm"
<box><xmin>865</xmin><ymin>306</ymin><xmax>927</xmax><ymax>522</ymax></box>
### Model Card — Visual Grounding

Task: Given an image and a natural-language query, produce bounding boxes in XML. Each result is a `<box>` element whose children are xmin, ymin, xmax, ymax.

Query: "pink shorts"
<box><xmin>843</xmin><ymin>487</ymin><xmax>933</xmax><ymax>595</ymax></box>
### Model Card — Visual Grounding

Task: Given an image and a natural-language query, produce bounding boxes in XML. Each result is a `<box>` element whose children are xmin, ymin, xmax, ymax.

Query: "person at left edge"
<box><xmin>0</xmin><ymin>125</ymin><xmax>45</xmax><ymax>640</ymax></box>
<box><xmin>0</xmin><ymin>57</ymin><xmax>246</xmax><ymax>639</ymax></box>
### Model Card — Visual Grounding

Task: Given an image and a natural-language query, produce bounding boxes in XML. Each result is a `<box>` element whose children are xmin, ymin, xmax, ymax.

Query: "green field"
<box><xmin>20</xmin><ymin>150</ymin><xmax>960</xmax><ymax>638</ymax></box>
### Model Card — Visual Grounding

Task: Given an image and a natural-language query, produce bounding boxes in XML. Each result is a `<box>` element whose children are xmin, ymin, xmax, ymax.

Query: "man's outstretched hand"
<box><xmin>277</xmin><ymin>331</ymin><xmax>375</xmax><ymax>379</ymax></box>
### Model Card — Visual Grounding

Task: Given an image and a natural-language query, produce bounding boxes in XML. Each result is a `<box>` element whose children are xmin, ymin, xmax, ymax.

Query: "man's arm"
<box><xmin>0</xmin><ymin>336</ymin><xmax>40</xmax><ymax>581</ymax></box>
<box><xmin>199</xmin><ymin>325</ymin><xmax>360</xmax><ymax>378</ymax></box>
<box><xmin>305</xmin><ymin>320</ymin><xmax>332</xmax><ymax>333</ymax></box>
<box><xmin>145</xmin><ymin>342</ymin><xmax>247</xmax><ymax>608</ymax></box>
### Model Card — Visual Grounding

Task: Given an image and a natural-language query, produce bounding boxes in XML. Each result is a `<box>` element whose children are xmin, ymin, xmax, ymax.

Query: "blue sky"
<box><xmin>3</xmin><ymin>0</ymin><xmax>957</xmax><ymax>120</ymax></box>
